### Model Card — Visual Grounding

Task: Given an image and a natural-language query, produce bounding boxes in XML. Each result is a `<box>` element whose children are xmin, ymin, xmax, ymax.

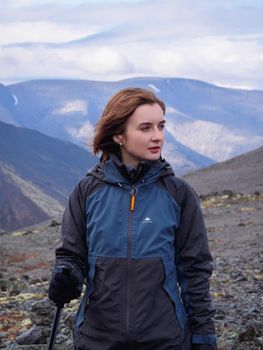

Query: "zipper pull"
<box><xmin>130</xmin><ymin>186</ymin><xmax>137</xmax><ymax>211</ymax></box>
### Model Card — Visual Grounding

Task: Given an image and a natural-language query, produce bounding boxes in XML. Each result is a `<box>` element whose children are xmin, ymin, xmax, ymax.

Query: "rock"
<box><xmin>0</xmin><ymin>278</ymin><xmax>8</xmax><ymax>291</ymax></box>
<box><xmin>63</xmin><ymin>311</ymin><xmax>75</xmax><ymax>329</ymax></box>
<box><xmin>16</xmin><ymin>326</ymin><xmax>45</xmax><ymax>345</ymax></box>
<box><xmin>222</xmin><ymin>190</ymin><xmax>235</xmax><ymax>197</ymax></box>
<box><xmin>215</xmin><ymin>308</ymin><xmax>226</xmax><ymax>320</ymax></box>
<box><xmin>0</xmin><ymin>332</ymin><xmax>8</xmax><ymax>347</ymax></box>
<box><xmin>247</xmin><ymin>320</ymin><xmax>263</xmax><ymax>336</ymax></box>
<box><xmin>10</xmin><ymin>279</ymin><xmax>28</xmax><ymax>294</ymax></box>
<box><xmin>255</xmin><ymin>336</ymin><xmax>263</xmax><ymax>348</ymax></box>
<box><xmin>254</xmin><ymin>274</ymin><xmax>263</xmax><ymax>281</ymax></box>
<box><xmin>239</xmin><ymin>321</ymin><xmax>263</xmax><ymax>342</ymax></box>
<box><xmin>30</xmin><ymin>299</ymin><xmax>54</xmax><ymax>325</ymax></box>
<box><xmin>56</xmin><ymin>333</ymin><xmax>69</xmax><ymax>344</ymax></box>
<box><xmin>49</xmin><ymin>220</ymin><xmax>60</xmax><ymax>227</ymax></box>
<box><xmin>23</xmin><ymin>230</ymin><xmax>33</xmax><ymax>236</ymax></box>
<box><xmin>218</xmin><ymin>331</ymin><xmax>239</xmax><ymax>349</ymax></box>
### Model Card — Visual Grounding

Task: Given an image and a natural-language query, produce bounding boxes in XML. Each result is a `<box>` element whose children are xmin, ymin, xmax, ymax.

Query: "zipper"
<box><xmin>126</xmin><ymin>185</ymin><xmax>137</xmax><ymax>341</ymax></box>
<box><xmin>117</xmin><ymin>182</ymin><xmax>137</xmax><ymax>341</ymax></box>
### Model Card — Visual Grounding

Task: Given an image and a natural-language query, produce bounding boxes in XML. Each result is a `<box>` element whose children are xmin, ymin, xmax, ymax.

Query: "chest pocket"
<box><xmin>132</xmin><ymin>185</ymin><xmax>180</xmax><ymax>258</ymax></box>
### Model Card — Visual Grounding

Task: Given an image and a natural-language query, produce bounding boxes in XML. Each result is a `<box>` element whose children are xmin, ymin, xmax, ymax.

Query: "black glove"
<box><xmin>48</xmin><ymin>265</ymin><xmax>83</xmax><ymax>307</ymax></box>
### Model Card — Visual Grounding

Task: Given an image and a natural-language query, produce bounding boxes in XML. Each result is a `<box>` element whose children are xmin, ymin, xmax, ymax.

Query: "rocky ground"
<box><xmin>0</xmin><ymin>192</ymin><xmax>262</xmax><ymax>349</ymax></box>
<box><xmin>202</xmin><ymin>191</ymin><xmax>263</xmax><ymax>350</ymax></box>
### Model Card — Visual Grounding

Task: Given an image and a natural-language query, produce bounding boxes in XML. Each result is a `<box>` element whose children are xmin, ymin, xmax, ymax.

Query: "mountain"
<box><xmin>0</xmin><ymin>121</ymin><xmax>97</xmax><ymax>232</ymax></box>
<box><xmin>0</xmin><ymin>164</ymin><xmax>61</xmax><ymax>232</ymax></box>
<box><xmin>1</xmin><ymin>77</ymin><xmax>262</xmax><ymax>174</ymax></box>
<box><xmin>0</xmin><ymin>83</ymin><xmax>17</xmax><ymax>125</ymax></box>
<box><xmin>183</xmin><ymin>145</ymin><xmax>263</xmax><ymax>195</ymax></box>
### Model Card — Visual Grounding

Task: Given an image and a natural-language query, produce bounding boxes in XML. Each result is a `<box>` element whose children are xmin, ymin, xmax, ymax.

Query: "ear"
<box><xmin>113</xmin><ymin>134</ymin><xmax>124</xmax><ymax>145</ymax></box>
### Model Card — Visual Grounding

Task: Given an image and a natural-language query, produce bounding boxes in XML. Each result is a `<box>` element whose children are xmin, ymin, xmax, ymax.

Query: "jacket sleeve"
<box><xmin>174</xmin><ymin>180</ymin><xmax>217</xmax><ymax>349</ymax></box>
<box><xmin>55</xmin><ymin>177</ymin><xmax>89</xmax><ymax>279</ymax></box>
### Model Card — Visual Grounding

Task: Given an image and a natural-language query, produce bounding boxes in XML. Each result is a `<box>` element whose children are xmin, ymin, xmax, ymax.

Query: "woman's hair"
<box><xmin>93</xmin><ymin>87</ymin><xmax>166</xmax><ymax>162</ymax></box>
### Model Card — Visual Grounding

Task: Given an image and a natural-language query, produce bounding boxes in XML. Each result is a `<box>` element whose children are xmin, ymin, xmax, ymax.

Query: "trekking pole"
<box><xmin>48</xmin><ymin>303</ymin><xmax>64</xmax><ymax>350</ymax></box>
<box><xmin>48</xmin><ymin>266</ymin><xmax>72</xmax><ymax>349</ymax></box>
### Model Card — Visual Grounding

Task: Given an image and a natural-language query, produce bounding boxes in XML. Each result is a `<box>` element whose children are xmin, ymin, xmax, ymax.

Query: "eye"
<box><xmin>159</xmin><ymin>124</ymin><xmax>165</xmax><ymax>130</ymax></box>
<box><xmin>140</xmin><ymin>126</ymin><xmax>150</xmax><ymax>131</ymax></box>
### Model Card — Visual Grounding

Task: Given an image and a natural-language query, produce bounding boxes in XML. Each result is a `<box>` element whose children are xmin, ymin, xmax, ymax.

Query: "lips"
<box><xmin>148</xmin><ymin>147</ymin><xmax>160</xmax><ymax>153</ymax></box>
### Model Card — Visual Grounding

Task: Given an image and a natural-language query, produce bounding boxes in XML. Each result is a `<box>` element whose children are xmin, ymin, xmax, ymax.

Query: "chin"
<box><xmin>146</xmin><ymin>154</ymin><xmax>160</xmax><ymax>161</ymax></box>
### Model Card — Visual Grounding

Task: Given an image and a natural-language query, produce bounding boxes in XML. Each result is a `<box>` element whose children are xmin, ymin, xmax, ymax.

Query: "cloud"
<box><xmin>0</xmin><ymin>21</ymin><xmax>95</xmax><ymax>46</ymax></box>
<box><xmin>0</xmin><ymin>0</ymin><xmax>263</xmax><ymax>89</ymax></box>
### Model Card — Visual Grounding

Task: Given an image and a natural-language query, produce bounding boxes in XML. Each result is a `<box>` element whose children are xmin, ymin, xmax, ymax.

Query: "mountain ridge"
<box><xmin>0</xmin><ymin>163</ymin><xmax>63</xmax><ymax>232</ymax></box>
<box><xmin>0</xmin><ymin>120</ymin><xmax>97</xmax><ymax>232</ymax></box>
<box><xmin>1</xmin><ymin>77</ymin><xmax>262</xmax><ymax>230</ymax></box>
<box><xmin>1</xmin><ymin>77</ymin><xmax>262</xmax><ymax>173</ymax></box>
<box><xmin>184</xmin><ymin>145</ymin><xmax>263</xmax><ymax>195</ymax></box>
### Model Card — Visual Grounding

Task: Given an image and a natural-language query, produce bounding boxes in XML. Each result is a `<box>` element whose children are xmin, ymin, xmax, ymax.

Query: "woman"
<box><xmin>49</xmin><ymin>87</ymin><xmax>217</xmax><ymax>350</ymax></box>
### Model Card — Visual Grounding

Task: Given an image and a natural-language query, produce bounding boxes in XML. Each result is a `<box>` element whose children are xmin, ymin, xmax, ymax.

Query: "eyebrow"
<box><xmin>138</xmin><ymin>120</ymin><xmax>166</xmax><ymax>127</ymax></box>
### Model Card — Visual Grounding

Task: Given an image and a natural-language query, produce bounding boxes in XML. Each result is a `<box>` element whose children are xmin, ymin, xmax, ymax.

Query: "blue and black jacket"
<box><xmin>55</xmin><ymin>155</ymin><xmax>217</xmax><ymax>349</ymax></box>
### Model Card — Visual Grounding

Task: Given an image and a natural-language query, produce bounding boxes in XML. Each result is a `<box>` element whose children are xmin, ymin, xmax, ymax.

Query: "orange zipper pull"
<box><xmin>130</xmin><ymin>187</ymin><xmax>136</xmax><ymax>211</ymax></box>
<box><xmin>130</xmin><ymin>194</ymin><xmax>135</xmax><ymax>211</ymax></box>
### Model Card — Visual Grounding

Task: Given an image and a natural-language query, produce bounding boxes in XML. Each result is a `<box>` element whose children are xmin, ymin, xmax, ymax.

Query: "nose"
<box><xmin>151</xmin><ymin>127</ymin><xmax>163</xmax><ymax>142</ymax></box>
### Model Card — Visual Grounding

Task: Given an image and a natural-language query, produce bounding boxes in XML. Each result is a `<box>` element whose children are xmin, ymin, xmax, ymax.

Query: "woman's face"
<box><xmin>114</xmin><ymin>103</ymin><xmax>165</xmax><ymax>167</ymax></box>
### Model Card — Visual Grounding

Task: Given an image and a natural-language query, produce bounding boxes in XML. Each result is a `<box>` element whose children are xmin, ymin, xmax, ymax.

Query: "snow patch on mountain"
<box><xmin>52</xmin><ymin>100</ymin><xmax>87</xmax><ymax>115</ymax></box>
<box><xmin>163</xmin><ymin>142</ymin><xmax>191</xmax><ymax>167</ymax></box>
<box><xmin>66</xmin><ymin>121</ymin><xmax>94</xmax><ymax>148</ymax></box>
<box><xmin>166</xmin><ymin>118</ymin><xmax>263</xmax><ymax>162</ymax></box>
<box><xmin>12</xmin><ymin>94</ymin><xmax>18</xmax><ymax>106</ymax></box>
<box><xmin>148</xmin><ymin>84</ymin><xmax>160</xmax><ymax>93</ymax></box>
<box><xmin>166</xmin><ymin>105</ymin><xmax>194</xmax><ymax>120</ymax></box>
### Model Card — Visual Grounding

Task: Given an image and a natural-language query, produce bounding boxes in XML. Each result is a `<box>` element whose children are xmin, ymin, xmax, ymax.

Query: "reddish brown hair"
<box><xmin>93</xmin><ymin>87</ymin><xmax>166</xmax><ymax>162</ymax></box>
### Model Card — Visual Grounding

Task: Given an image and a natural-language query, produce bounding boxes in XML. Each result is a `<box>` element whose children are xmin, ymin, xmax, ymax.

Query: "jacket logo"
<box><xmin>142</xmin><ymin>217</ymin><xmax>152</xmax><ymax>224</ymax></box>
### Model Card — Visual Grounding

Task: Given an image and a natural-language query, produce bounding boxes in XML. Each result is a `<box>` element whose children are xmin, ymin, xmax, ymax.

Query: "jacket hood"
<box><xmin>87</xmin><ymin>154</ymin><xmax>174</xmax><ymax>185</ymax></box>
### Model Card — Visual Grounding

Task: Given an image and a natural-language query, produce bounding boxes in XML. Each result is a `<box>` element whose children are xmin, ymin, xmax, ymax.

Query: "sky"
<box><xmin>0</xmin><ymin>0</ymin><xmax>263</xmax><ymax>90</ymax></box>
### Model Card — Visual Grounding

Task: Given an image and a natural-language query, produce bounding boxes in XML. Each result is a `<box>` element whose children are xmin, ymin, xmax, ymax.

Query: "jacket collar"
<box><xmin>89</xmin><ymin>153</ymin><xmax>174</xmax><ymax>185</ymax></box>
